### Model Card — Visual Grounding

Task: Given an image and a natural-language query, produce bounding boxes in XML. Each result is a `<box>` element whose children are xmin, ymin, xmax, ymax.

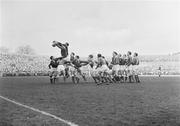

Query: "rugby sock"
<box><xmin>131</xmin><ymin>75</ymin><xmax>135</xmax><ymax>83</ymax></box>
<box><xmin>76</xmin><ymin>77</ymin><xmax>80</xmax><ymax>83</ymax></box>
<box><xmin>92</xmin><ymin>77</ymin><xmax>98</xmax><ymax>83</ymax></box>
<box><xmin>129</xmin><ymin>76</ymin><xmax>132</xmax><ymax>83</ymax></box>
<box><xmin>72</xmin><ymin>76</ymin><xmax>75</xmax><ymax>83</ymax></box>
<box><xmin>50</xmin><ymin>76</ymin><xmax>53</xmax><ymax>84</ymax></box>
<box><xmin>65</xmin><ymin>68</ymin><xmax>69</xmax><ymax>78</ymax></box>
<box><xmin>50</xmin><ymin>78</ymin><xmax>53</xmax><ymax>84</ymax></box>
<box><xmin>101</xmin><ymin>77</ymin><xmax>105</xmax><ymax>83</ymax></box>
<box><xmin>112</xmin><ymin>77</ymin><xmax>116</xmax><ymax>83</ymax></box>
<box><xmin>116</xmin><ymin>76</ymin><xmax>120</xmax><ymax>82</ymax></box>
<box><xmin>125</xmin><ymin>76</ymin><xmax>127</xmax><ymax>82</ymax></box>
<box><xmin>63</xmin><ymin>76</ymin><xmax>66</xmax><ymax>82</ymax></box>
<box><xmin>120</xmin><ymin>76</ymin><xmax>124</xmax><ymax>82</ymax></box>
<box><xmin>137</xmin><ymin>75</ymin><xmax>140</xmax><ymax>83</ymax></box>
<box><xmin>107</xmin><ymin>77</ymin><xmax>113</xmax><ymax>83</ymax></box>
<box><xmin>82</xmin><ymin>75</ymin><xmax>87</xmax><ymax>81</ymax></box>
<box><xmin>53</xmin><ymin>78</ymin><xmax>56</xmax><ymax>84</ymax></box>
<box><xmin>134</xmin><ymin>75</ymin><xmax>137</xmax><ymax>83</ymax></box>
<box><xmin>103</xmin><ymin>77</ymin><xmax>108</xmax><ymax>83</ymax></box>
<box><xmin>135</xmin><ymin>75</ymin><xmax>140</xmax><ymax>83</ymax></box>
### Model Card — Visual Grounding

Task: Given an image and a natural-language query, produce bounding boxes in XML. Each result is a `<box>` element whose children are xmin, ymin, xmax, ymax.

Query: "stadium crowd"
<box><xmin>0</xmin><ymin>53</ymin><xmax>49</xmax><ymax>76</ymax></box>
<box><xmin>0</xmin><ymin>53</ymin><xmax>180</xmax><ymax>77</ymax></box>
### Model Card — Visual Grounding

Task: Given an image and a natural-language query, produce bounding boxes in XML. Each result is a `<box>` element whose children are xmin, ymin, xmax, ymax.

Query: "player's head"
<box><xmin>65</xmin><ymin>42</ymin><xmax>69</xmax><ymax>46</ymax></box>
<box><xmin>127</xmin><ymin>51</ymin><xmax>132</xmax><ymax>56</ymax></box>
<box><xmin>134</xmin><ymin>52</ymin><xmax>138</xmax><ymax>57</ymax></box>
<box><xmin>71</xmin><ymin>52</ymin><xmax>75</xmax><ymax>56</ymax></box>
<box><xmin>52</xmin><ymin>41</ymin><xmax>57</xmax><ymax>47</ymax></box>
<box><xmin>123</xmin><ymin>54</ymin><xmax>126</xmax><ymax>58</ymax></box>
<box><xmin>119</xmin><ymin>53</ymin><xmax>122</xmax><ymax>57</ymax></box>
<box><xmin>113</xmin><ymin>51</ymin><xmax>117</xmax><ymax>57</ymax></box>
<box><xmin>97</xmin><ymin>54</ymin><xmax>102</xmax><ymax>58</ymax></box>
<box><xmin>50</xmin><ymin>56</ymin><xmax>54</xmax><ymax>60</ymax></box>
<box><xmin>89</xmin><ymin>54</ymin><xmax>93</xmax><ymax>59</ymax></box>
<box><xmin>75</xmin><ymin>55</ymin><xmax>79</xmax><ymax>59</ymax></box>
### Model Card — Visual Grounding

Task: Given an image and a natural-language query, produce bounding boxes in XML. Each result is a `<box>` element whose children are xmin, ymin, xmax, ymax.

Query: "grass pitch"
<box><xmin>0</xmin><ymin>76</ymin><xmax>180</xmax><ymax>126</ymax></box>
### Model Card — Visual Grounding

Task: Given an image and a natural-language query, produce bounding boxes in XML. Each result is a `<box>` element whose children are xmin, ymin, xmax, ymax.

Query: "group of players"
<box><xmin>48</xmin><ymin>41</ymin><xmax>140</xmax><ymax>85</ymax></box>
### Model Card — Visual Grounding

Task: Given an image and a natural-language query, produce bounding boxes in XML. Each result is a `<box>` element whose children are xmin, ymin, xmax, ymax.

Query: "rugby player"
<box><xmin>71</xmin><ymin>55</ymin><xmax>89</xmax><ymax>83</ymax></box>
<box><xmin>96</xmin><ymin>54</ymin><xmax>113</xmax><ymax>84</ymax></box>
<box><xmin>132</xmin><ymin>52</ymin><xmax>140</xmax><ymax>83</ymax></box>
<box><xmin>111</xmin><ymin>51</ymin><xmax>120</xmax><ymax>82</ymax></box>
<box><xmin>48</xmin><ymin>56</ymin><xmax>59</xmax><ymax>84</ymax></box>
<box><xmin>87</xmin><ymin>54</ymin><xmax>101</xmax><ymax>83</ymax></box>
<box><xmin>52</xmin><ymin>41</ymin><xmax>69</xmax><ymax>77</ymax></box>
<box><xmin>122</xmin><ymin>54</ymin><xmax>128</xmax><ymax>82</ymax></box>
<box><xmin>118</xmin><ymin>53</ymin><xmax>124</xmax><ymax>82</ymax></box>
<box><xmin>52</xmin><ymin>41</ymin><xmax>69</xmax><ymax>60</ymax></box>
<box><xmin>126</xmin><ymin>51</ymin><xmax>134</xmax><ymax>83</ymax></box>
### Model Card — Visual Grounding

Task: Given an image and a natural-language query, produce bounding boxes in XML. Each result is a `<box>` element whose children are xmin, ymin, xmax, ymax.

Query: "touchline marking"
<box><xmin>0</xmin><ymin>95</ymin><xmax>78</xmax><ymax>126</ymax></box>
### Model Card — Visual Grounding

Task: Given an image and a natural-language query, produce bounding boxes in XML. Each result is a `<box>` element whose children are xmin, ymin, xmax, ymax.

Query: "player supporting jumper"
<box><xmin>118</xmin><ymin>53</ymin><xmax>124</xmax><ymax>82</ymax></box>
<box><xmin>96</xmin><ymin>54</ymin><xmax>113</xmax><ymax>84</ymax></box>
<box><xmin>132</xmin><ymin>52</ymin><xmax>140</xmax><ymax>83</ymax></box>
<box><xmin>70</xmin><ymin>55</ymin><xmax>89</xmax><ymax>83</ymax></box>
<box><xmin>88</xmin><ymin>54</ymin><xmax>101</xmax><ymax>83</ymax></box>
<box><xmin>48</xmin><ymin>56</ymin><xmax>59</xmax><ymax>84</ymax></box>
<box><xmin>111</xmin><ymin>51</ymin><xmax>120</xmax><ymax>82</ymax></box>
<box><xmin>52</xmin><ymin>41</ymin><xmax>69</xmax><ymax>77</ymax></box>
<box><xmin>122</xmin><ymin>54</ymin><xmax>128</xmax><ymax>82</ymax></box>
<box><xmin>126</xmin><ymin>51</ymin><xmax>134</xmax><ymax>83</ymax></box>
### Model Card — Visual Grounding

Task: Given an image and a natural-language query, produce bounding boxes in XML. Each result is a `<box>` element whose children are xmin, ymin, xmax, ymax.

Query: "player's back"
<box><xmin>49</xmin><ymin>60</ymin><xmax>59</xmax><ymax>68</ymax></box>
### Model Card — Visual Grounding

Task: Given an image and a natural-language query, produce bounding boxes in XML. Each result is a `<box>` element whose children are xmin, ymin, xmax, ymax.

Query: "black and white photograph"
<box><xmin>0</xmin><ymin>0</ymin><xmax>180</xmax><ymax>125</ymax></box>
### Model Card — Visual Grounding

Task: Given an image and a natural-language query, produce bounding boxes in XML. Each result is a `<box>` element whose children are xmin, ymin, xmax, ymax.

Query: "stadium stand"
<box><xmin>0</xmin><ymin>53</ymin><xmax>180</xmax><ymax>77</ymax></box>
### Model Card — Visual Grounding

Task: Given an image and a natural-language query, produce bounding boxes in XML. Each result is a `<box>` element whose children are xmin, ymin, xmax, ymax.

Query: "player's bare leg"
<box><xmin>50</xmin><ymin>75</ymin><xmax>53</xmax><ymax>84</ymax></box>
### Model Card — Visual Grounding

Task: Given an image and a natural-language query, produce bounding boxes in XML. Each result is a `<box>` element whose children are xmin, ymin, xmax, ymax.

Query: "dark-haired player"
<box><xmin>70</xmin><ymin>52</ymin><xmax>75</xmax><ymax>62</ymax></box>
<box><xmin>48</xmin><ymin>56</ymin><xmax>59</xmax><ymax>84</ymax></box>
<box><xmin>71</xmin><ymin>55</ymin><xmax>89</xmax><ymax>83</ymax></box>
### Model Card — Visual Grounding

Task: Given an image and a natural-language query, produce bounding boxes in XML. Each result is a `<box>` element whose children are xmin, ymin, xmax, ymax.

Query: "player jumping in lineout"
<box><xmin>52</xmin><ymin>41</ymin><xmax>69</xmax><ymax>77</ymax></box>
<box><xmin>52</xmin><ymin>41</ymin><xmax>69</xmax><ymax>60</ymax></box>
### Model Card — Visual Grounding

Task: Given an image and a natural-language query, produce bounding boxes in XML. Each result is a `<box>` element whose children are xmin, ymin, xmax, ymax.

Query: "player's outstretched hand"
<box><xmin>52</xmin><ymin>41</ymin><xmax>57</xmax><ymax>47</ymax></box>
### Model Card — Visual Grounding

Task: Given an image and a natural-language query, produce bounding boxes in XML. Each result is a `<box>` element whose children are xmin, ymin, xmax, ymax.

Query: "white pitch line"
<box><xmin>0</xmin><ymin>95</ymin><xmax>78</xmax><ymax>126</ymax></box>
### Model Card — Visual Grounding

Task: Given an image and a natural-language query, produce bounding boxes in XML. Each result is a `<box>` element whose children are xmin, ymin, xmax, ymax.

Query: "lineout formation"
<box><xmin>49</xmin><ymin>41</ymin><xmax>140</xmax><ymax>85</ymax></box>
